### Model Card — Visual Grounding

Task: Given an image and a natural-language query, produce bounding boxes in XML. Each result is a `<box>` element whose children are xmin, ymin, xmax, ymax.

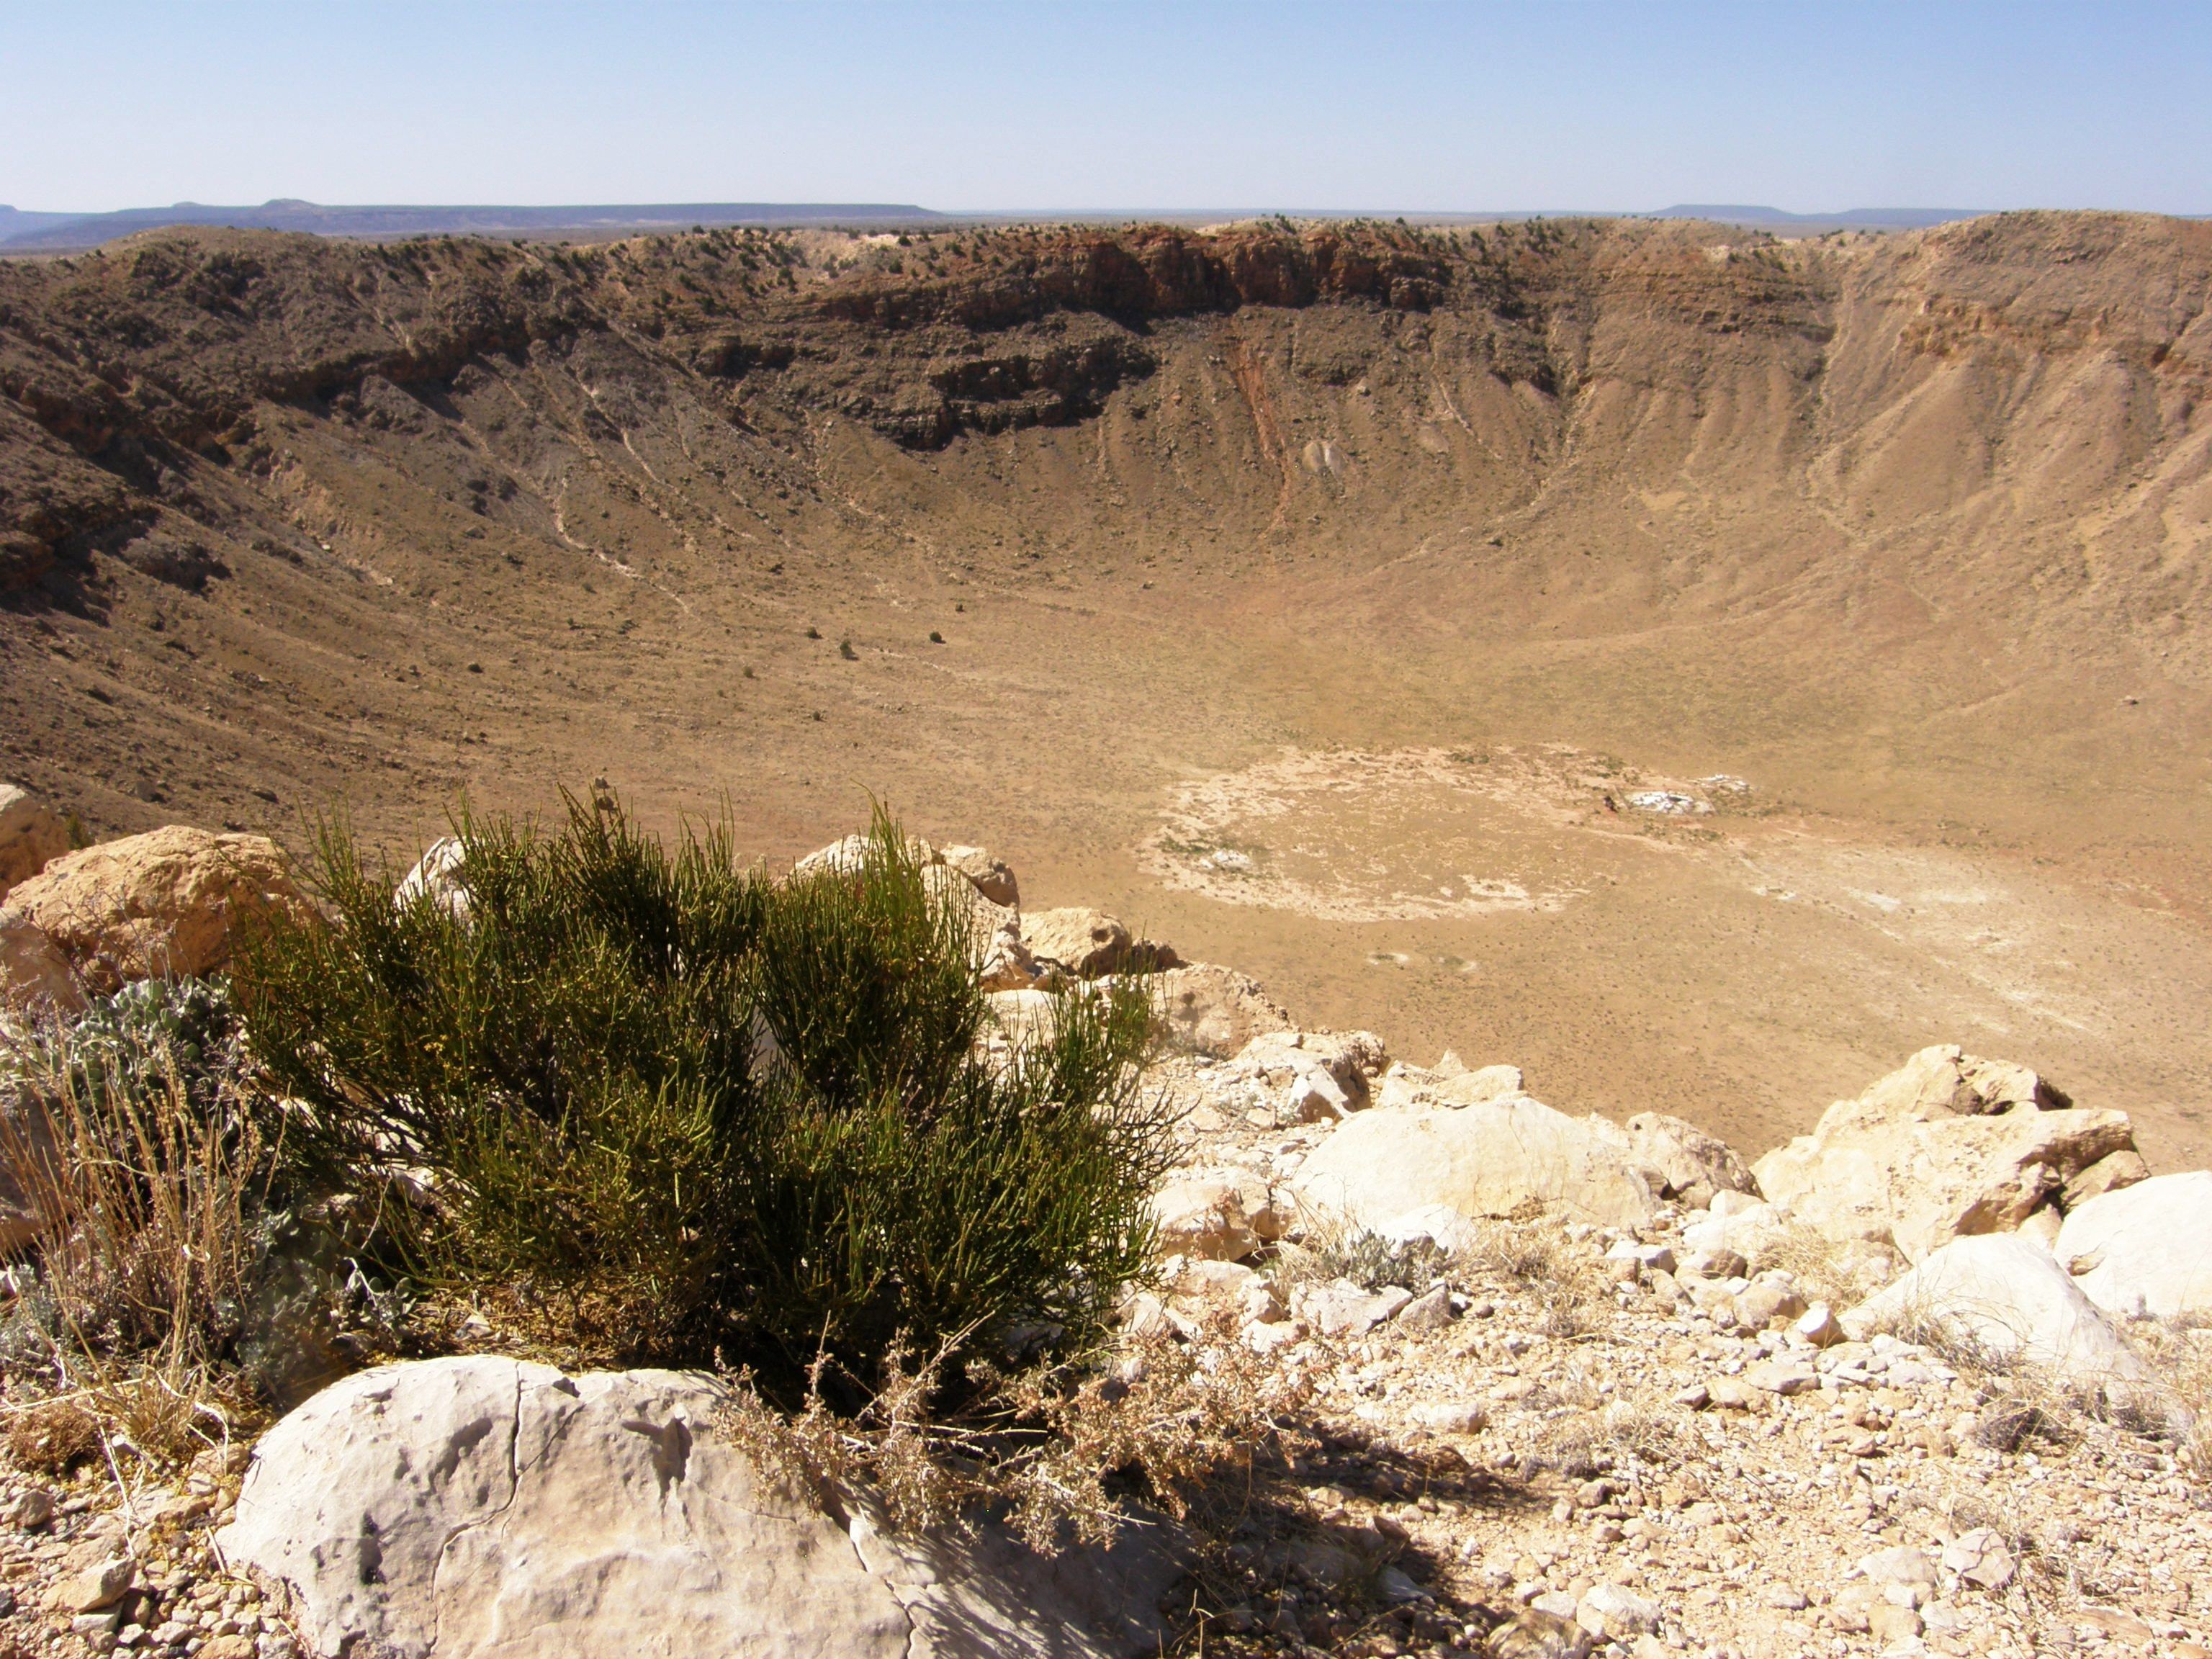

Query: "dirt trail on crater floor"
<box><xmin>3</xmin><ymin>211</ymin><xmax>2209</xmax><ymax>1165</ymax></box>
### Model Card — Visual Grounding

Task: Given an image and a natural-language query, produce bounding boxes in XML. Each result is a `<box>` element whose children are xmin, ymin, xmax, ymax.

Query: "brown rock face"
<box><xmin>0</xmin><ymin>783</ymin><xmax>70</xmax><ymax>903</ymax></box>
<box><xmin>2</xmin><ymin>825</ymin><xmax>318</xmax><ymax>992</ymax></box>
<box><xmin>0</xmin><ymin>910</ymin><xmax>84</xmax><ymax>1016</ymax></box>
<box><xmin>1022</xmin><ymin>907</ymin><xmax>1178</xmax><ymax>978</ymax></box>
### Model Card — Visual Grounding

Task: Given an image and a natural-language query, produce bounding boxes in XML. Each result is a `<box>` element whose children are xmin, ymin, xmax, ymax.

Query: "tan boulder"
<box><xmin>217</xmin><ymin>1355</ymin><xmax>1172</xmax><ymax>1659</ymax></box>
<box><xmin>1231</xmin><ymin>1029</ymin><xmax>1390</xmax><ymax>1119</ymax></box>
<box><xmin>917</xmin><ymin>863</ymin><xmax>1014</xmax><ymax>953</ymax></box>
<box><xmin>0</xmin><ymin>783</ymin><xmax>70</xmax><ymax>902</ymax></box>
<box><xmin>792</xmin><ymin>835</ymin><xmax>1018</xmax><ymax>909</ymax></box>
<box><xmin>1585</xmin><ymin>1112</ymin><xmax>1758</xmax><ymax>1208</ymax></box>
<box><xmin>2061</xmin><ymin>1148</ymin><xmax>2151</xmax><ymax>1210</ymax></box>
<box><xmin>1151</xmin><ymin>1166</ymin><xmax>1286</xmax><ymax>1260</ymax></box>
<box><xmin>1375</xmin><ymin>1060</ymin><xmax>1524</xmax><ymax>1111</ymax></box>
<box><xmin>937</xmin><ymin>843</ymin><xmax>1018</xmax><ymax>908</ymax></box>
<box><xmin>1</xmin><ymin>1087</ymin><xmax>60</xmax><ymax>1251</ymax></box>
<box><xmin>984</xmin><ymin>988</ymin><xmax>1058</xmax><ymax>1048</ymax></box>
<box><xmin>1295</xmin><ymin>1094</ymin><xmax>1663</xmax><ymax>1231</ymax></box>
<box><xmin>1143</xmin><ymin>963</ymin><xmax>1292</xmax><ymax>1056</ymax></box>
<box><xmin>791</xmin><ymin>831</ymin><xmax>933</xmax><ymax>880</ymax></box>
<box><xmin>1022</xmin><ymin>908</ymin><xmax>1178</xmax><ymax>978</ymax></box>
<box><xmin>1752</xmin><ymin>1046</ymin><xmax>2136</xmax><ymax>1262</ymax></box>
<box><xmin>979</xmin><ymin>929</ymin><xmax>1058</xmax><ymax>994</ymax></box>
<box><xmin>2</xmin><ymin>826</ymin><xmax>319</xmax><ymax>992</ymax></box>
<box><xmin>0</xmin><ymin>911</ymin><xmax>83</xmax><ymax>1016</ymax></box>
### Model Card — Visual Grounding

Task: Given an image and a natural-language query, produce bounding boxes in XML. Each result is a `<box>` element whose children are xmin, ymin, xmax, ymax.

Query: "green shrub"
<box><xmin>232</xmin><ymin>799</ymin><xmax>1173</xmax><ymax>1388</ymax></box>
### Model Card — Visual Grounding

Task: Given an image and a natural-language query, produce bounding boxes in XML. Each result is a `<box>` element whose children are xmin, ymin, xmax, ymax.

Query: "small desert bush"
<box><xmin>1270</xmin><ymin>1212</ymin><xmax>1451</xmax><ymax>1298</ymax></box>
<box><xmin>232</xmin><ymin>799</ymin><xmax>1175</xmax><ymax>1388</ymax></box>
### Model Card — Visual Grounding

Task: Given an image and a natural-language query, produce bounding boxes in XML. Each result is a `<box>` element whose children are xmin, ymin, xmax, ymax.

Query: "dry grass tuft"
<box><xmin>0</xmin><ymin>983</ymin><xmax>284</xmax><ymax>1473</ymax></box>
<box><xmin>1757</xmin><ymin>1220</ymin><xmax>1871</xmax><ymax>1310</ymax></box>
<box><xmin>716</xmin><ymin>1312</ymin><xmax>1316</xmax><ymax>1550</ymax></box>
<box><xmin>1855</xmin><ymin>1282</ymin><xmax>2017</xmax><ymax>1380</ymax></box>
<box><xmin>1458</xmin><ymin>1217</ymin><xmax>1606</xmax><ymax>1338</ymax></box>
<box><xmin>1461</xmin><ymin>1217</ymin><xmax>1573</xmax><ymax>1285</ymax></box>
<box><xmin>2122</xmin><ymin>1316</ymin><xmax>2212</xmax><ymax>1475</ymax></box>
<box><xmin>0</xmin><ymin>1059</ymin><xmax>269</xmax><ymax>1372</ymax></box>
<box><xmin>1518</xmin><ymin>1367</ymin><xmax>1692</xmax><ymax>1480</ymax></box>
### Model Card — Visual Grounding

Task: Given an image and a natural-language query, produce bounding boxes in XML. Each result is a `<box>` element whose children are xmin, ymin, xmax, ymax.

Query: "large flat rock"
<box><xmin>216</xmin><ymin>1356</ymin><xmax>1172</xmax><ymax>1659</ymax></box>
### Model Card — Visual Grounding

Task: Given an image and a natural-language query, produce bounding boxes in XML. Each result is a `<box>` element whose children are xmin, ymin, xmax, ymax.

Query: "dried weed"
<box><xmin>716</xmin><ymin>1312</ymin><xmax>1316</xmax><ymax>1551</ymax></box>
<box><xmin>1758</xmin><ymin>1220</ymin><xmax>1871</xmax><ymax>1310</ymax></box>
<box><xmin>1519</xmin><ymin>1370</ymin><xmax>1691</xmax><ymax>1480</ymax></box>
<box><xmin>1459</xmin><ymin>1218</ymin><xmax>1606</xmax><ymax>1338</ymax></box>
<box><xmin>3</xmin><ymin>1395</ymin><xmax>100</xmax><ymax>1475</ymax></box>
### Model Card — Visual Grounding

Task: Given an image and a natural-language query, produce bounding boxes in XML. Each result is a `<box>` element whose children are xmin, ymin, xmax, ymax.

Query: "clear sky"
<box><xmin>1</xmin><ymin>1</ymin><xmax>2206</xmax><ymax>215</ymax></box>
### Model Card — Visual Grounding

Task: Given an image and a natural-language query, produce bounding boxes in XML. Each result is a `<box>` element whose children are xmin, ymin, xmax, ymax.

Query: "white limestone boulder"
<box><xmin>1141</xmin><ymin>963</ymin><xmax>1293</xmax><ymax>1057</ymax></box>
<box><xmin>393</xmin><ymin>836</ymin><xmax>471</xmax><ymax>921</ymax></box>
<box><xmin>1606</xmin><ymin>1112</ymin><xmax>1759</xmax><ymax>1208</ymax></box>
<box><xmin>1229</xmin><ymin>1030</ymin><xmax>1390</xmax><ymax>1120</ymax></box>
<box><xmin>2056</xmin><ymin>1172</ymin><xmax>2212</xmax><ymax>1320</ymax></box>
<box><xmin>1295</xmin><ymin>1094</ymin><xmax>1663</xmax><ymax>1231</ymax></box>
<box><xmin>1022</xmin><ymin>908</ymin><xmax>1177</xmax><ymax>979</ymax></box>
<box><xmin>1150</xmin><ymin>1166</ymin><xmax>1286</xmax><ymax>1260</ymax></box>
<box><xmin>938</xmin><ymin>844</ymin><xmax>1019</xmax><ymax>909</ymax></box>
<box><xmin>215</xmin><ymin>1355</ymin><xmax>1172</xmax><ymax>1659</ymax></box>
<box><xmin>1840</xmin><ymin>1234</ymin><xmax>2148</xmax><ymax>1390</ymax></box>
<box><xmin>1375</xmin><ymin>1060</ymin><xmax>1523</xmax><ymax>1112</ymax></box>
<box><xmin>791</xmin><ymin>831</ymin><xmax>930</xmax><ymax>881</ymax></box>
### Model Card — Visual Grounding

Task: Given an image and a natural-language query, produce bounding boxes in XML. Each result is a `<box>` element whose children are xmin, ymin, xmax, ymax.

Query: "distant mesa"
<box><xmin>1650</xmin><ymin>203</ymin><xmax>1990</xmax><ymax>232</ymax></box>
<box><xmin>0</xmin><ymin>198</ymin><xmax>947</xmax><ymax>251</ymax></box>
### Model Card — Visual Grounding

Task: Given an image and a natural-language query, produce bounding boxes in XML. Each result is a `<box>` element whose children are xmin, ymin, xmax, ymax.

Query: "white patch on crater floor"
<box><xmin>1138</xmin><ymin>745</ymin><xmax>1693</xmax><ymax>922</ymax></box>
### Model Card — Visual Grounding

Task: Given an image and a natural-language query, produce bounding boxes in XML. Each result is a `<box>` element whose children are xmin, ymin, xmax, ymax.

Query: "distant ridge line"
<box><xmin>0</xmin><ymin>199</ymin><xmax>946</xmax><ymax>251</ymax></box>
<box><xmin>0</xmin><ymin>199</ymin><xmax>2082</xmax><ymax>253</ymax></box>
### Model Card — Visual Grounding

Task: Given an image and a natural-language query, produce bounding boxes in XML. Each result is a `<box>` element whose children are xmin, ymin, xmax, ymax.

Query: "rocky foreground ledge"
<box><xmin>1</xmin><ymin>801</ymin><xmax>2208</xmax><ymax>1659</ymax></box>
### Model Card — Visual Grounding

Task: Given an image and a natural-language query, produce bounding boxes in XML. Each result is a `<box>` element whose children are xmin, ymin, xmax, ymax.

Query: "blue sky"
<box><xmin>1</xmin><ymin>1</ymin><xmax>2206</xmax><ymax>215</ymax></box>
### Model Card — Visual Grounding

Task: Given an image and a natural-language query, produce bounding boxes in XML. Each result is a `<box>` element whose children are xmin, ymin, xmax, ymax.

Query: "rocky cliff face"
<box><xmin>4</xmin><ymin>213</ymin><xmax>2203</xmax><ymax>611</ymax></box>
